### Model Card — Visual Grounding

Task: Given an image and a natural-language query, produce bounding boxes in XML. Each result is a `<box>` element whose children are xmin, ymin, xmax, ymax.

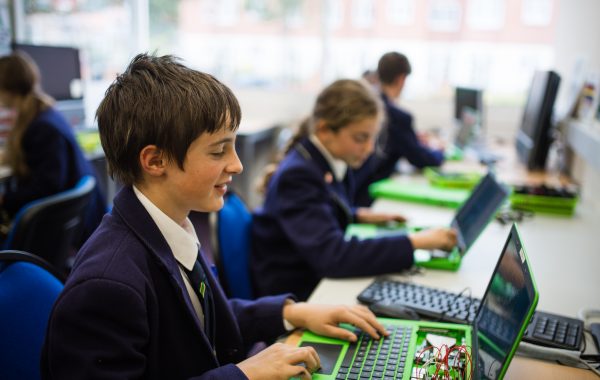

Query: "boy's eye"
<box><xmin>353</xmin><ymin>134</ymin><xmax>369</xmax><ymax>144</ymax></box>
<box><xmin>210</xmin><ymin>143</ymin><xmax>229</xmax><ymax>157</ymax></box>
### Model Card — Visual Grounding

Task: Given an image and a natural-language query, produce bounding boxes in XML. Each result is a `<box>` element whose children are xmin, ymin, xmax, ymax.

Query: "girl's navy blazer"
<box><xmin>2</xmin><ymin>107</ymin><xmax>105</xmax><ymax>240</ymax></box>
<box><xmin>251</xmin><ymin>137</ymin><xmax>414</xmax><ymax>301</ymax></box>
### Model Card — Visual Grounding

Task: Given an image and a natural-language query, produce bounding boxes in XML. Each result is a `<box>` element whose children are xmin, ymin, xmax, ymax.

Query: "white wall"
<box><xmin>554</xmin><ymin>0</ymin><xmax>600</xmax><ymax>209</ymax></box>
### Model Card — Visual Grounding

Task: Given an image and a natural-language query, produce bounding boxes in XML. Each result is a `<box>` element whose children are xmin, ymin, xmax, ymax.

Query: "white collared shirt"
<box><xmin>133</xmin><ymin>186</ymin><xmax>205</xmax><ymax>328</ymax></box>
<box><xmin>309</xmin><ymin>134</ymin><xmax>348</xmax><ymax>182</ymax></box>
<box><xmin>133</xmin><ymin>187</ymin><xmax>296</xmax><ymax>332</ymax></box>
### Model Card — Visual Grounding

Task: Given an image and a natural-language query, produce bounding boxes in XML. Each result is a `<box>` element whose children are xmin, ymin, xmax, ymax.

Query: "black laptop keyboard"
<box><xmin>335</xmin><ymin>325</ymin><xmax>412</xmax><ymax>380</ymax></box>
<box><xmin>358</xmin><ymin>278</ymin><xmax>583</xmax><ymax>351</ymax></box>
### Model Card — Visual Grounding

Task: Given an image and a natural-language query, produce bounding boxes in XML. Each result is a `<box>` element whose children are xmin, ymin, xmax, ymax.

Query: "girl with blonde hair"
<box><xmin>252</xmin><ymin>79</ymin><xmax>456</xmax><ymax>300</ymax></box>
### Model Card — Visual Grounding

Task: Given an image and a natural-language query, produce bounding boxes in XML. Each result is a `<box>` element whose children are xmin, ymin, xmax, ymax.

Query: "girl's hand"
<box><xmin>356</xmin><ymin>207</ymin><xmax>406</xmax><ymax>225</ymax></box>
<box><xmin>409</xmin><ymin>227</ymin><xmax>457</xmax><ymax>251</ymax></box>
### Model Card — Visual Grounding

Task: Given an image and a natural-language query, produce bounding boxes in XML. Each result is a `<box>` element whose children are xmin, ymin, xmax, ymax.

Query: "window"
<box><xmin>351</xmin><ymin>0</ymin><xmax>373</xmax><ymax>29</ymax></box>
<box><xmin>17</xmin><ymin>0</ymin><xmax>140</xmax><ymax>126</ymax></box>
<box><xmin>521</xmin><ymin>0</ymin><xmax>553</xmax><ymax>26</ymax></box>
<box><xmin>467</xmin><ymin>0</ymin><xmax>505</xmax><ymax>31</ymax></box>
<box><xmin>386</xmin><ymin>0</ymin><xmax>415</xmax><ymax>26</ymax></box>
<box><xmin>428</xmin><ymin>0</ymin><xmax>461</xmax><ymax>32</ymax></box>
<box><xmin>16</xmin><ymin>0</ymin><xmax>558</xmax><ymax>134</ymax></box>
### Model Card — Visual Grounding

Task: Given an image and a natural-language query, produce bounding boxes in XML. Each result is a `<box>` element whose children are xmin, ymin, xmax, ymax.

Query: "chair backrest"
<box><xmin>3</xmin><ymin>175</ymin><xmax>96</xmax><ymax>271</ymax></box>
<box><xmin>213</xmin><ymin>191</ymin><xmax>254</xmax><ymax>299</ymax></box>
<box><xmin>0</xmin><ymin>250</ymin><xmax>64</xmax><ymax>380</ymax></box>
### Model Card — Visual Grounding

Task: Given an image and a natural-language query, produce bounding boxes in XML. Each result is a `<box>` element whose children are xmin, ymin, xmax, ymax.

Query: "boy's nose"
<box><xmin>229</xmin><ymin>152</ymin><xmax>243</xmax><ymax>174</ymax></box>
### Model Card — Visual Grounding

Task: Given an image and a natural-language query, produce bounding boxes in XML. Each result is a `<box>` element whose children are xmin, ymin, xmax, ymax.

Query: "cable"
<box><xmin>416</xmin><ymin>343</ymin><xmax>474</xmax><ymax>380</ymax></box>
<box><xmin>579</xmin><ymin>357</ymin><xmax>600</xmax><ymax>378</ymax></box>
<box><xmin>436</xmin><ymin>287</ymin><xmax>473</xmax><ymax>323</ymax></box>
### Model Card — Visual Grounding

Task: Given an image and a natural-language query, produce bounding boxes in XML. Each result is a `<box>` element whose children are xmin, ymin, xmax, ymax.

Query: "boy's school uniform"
<box><xmin>252</xmin><ymin>137</ymin><xmax>414</xmax><ymax>301</ymax></box>
<box><xmin>42</xmin><ymin>186</ymin><xmax>292</xmax><ymax>380</ymax></box>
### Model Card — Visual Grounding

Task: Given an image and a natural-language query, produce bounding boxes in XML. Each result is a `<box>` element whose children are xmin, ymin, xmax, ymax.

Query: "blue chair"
<box><xmin>213</xmin><ymin>191</ymin><xmax>254</xmax><ymax>299</ymax></box>
<box><xmin>2</xmin><ymin>175</ymin><xmax>96</xmax><ymax>273</ymax></box>
<box><xmin>0</xmin><ymin>250</ymin><xmax>64</xmax><ymax>380</ymax></box>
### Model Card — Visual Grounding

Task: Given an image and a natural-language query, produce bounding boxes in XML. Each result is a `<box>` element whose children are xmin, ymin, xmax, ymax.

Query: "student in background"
<box><xmin>354</xmin><ymin>52</ymin><xmax>445</xmax><ymax>206</ymax></box>
<box><xmin>42</xmin><ymin>54</ymin><xmax>388</xmax><ymax>380</ymax></box>
<box><xmin>252</xmin><ymin>79</ymin><xmax>456</xmax><ymax>301</ymax></box>
<box><xmin>0</xmin><ymin>52</ymin><xmax>105</xmax><ymax>240</ymax></box>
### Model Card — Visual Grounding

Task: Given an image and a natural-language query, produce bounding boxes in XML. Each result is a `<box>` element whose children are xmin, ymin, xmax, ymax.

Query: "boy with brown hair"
<box><xmin>41</xmin><ymin>53</ymin><xmax>387</xmax><ymax>379</ymax></box>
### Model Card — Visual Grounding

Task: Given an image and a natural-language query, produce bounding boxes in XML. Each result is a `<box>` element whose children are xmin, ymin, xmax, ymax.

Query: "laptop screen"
<box><xmin>453</xmin><ymin>173</ymin><xmax>508</xmax><ymax>252</ymax></box>
<box><xmin>474</xmin><ymin>225</ymin><xmax>538</xmax><ymax>379</ymax></box>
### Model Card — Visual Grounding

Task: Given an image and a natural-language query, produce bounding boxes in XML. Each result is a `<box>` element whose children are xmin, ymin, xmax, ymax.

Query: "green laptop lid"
<box><xmin>369</xmin><ymin>178</ymin><xmax>471</xmax><ymax>209</ymax></box>
<box><xmin>474</xmin><ymin>224</ymin><xmax>539</xmax><ymax>379</ymax></box>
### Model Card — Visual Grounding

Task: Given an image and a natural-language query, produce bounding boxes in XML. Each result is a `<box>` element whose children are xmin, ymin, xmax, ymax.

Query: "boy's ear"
<box><xmin>139</xmin><ymin>145</ymin><xmax>166</xmax><ymax>177</ymax></box>
<box><xmin>314</xmin><ymin>119</ymin><xmax>330</xmax><ymax>135</ymax></box>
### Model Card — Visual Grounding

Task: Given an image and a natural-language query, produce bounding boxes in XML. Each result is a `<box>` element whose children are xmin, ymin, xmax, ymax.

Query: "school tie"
<box><xmin>185</xmin><ymin>259</ymin><xmax>216</xmax><ymax>347</ymax></box>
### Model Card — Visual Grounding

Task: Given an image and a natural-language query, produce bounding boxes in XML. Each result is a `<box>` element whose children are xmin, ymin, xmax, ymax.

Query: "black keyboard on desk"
<box><xmin>358</xmin><ymin>278</ymin><xmax>583</xmax><ymax>351</ymax></box>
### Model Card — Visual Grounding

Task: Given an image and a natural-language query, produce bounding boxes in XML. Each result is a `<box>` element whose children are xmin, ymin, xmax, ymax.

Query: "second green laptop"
<box><xmin>347</xmin><ymin>173</ymin><xmax>510</xmax><ymax>271</ymax></box>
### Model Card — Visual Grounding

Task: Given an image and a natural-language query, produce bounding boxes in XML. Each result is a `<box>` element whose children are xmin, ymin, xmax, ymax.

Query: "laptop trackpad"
<box><xmin>299</xmin><ymin>342</ymin><xmax>343</xmax><ymax>375</ymax></box>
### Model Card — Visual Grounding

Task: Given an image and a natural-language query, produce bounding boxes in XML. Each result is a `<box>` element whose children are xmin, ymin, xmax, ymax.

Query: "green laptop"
<box><xmin>423</xmin><ymin>167</ymin><xmax>483</xmax><ymax>189</ymax></box>
<box><xmin>298</xmin><ymin>224</ymin><xmax>539</xmax><ymax>380</ymax></box>
<box><xmin>368</xmin><ymin>179</ymin><xmax>471</xmax><ymax>209</ymax></box>
<box><xmin>346</xmin><ymin>173</ymin><xmax>510</xmax><ymax>271</ymax></box>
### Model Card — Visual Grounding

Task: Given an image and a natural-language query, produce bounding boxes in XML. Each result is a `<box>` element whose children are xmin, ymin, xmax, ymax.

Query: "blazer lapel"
<box><xmin>298</xmin><ymin>139</ymin><xmax>354</xmax><ymax>226</ymax></box>
<box><xmin>112</xmin><ymin>188</ymin><xmax>212</xmax><ymax>347</ymax></box>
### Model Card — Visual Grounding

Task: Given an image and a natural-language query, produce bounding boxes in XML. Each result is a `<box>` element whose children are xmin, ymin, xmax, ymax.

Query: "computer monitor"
<box><xmin>455</xmin><ymin>87</ymin><xmax>483</xmax><ymax>121</ymax></box>
<box><xmin>11</xmin><ymin>43</ymin><xmax>82</xmax><ymax>101</ymax></box>
<box><xmin>454</xmin><ymin>87</ymin><xmax>484</xmax><ymax>149</ymax></box>
<box><xmin>515</xmin><ymin>70</ymin><xmax>561</xmax><ymax>170</ymax></box>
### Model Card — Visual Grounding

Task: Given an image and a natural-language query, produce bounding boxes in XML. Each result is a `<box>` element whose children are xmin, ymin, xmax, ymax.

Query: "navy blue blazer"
<box><xmin>251</xmin><ymin>138</ymin><xmax>414</xmax><ymax>301</ymax></box>
<box><xmin>353</xmin><ymin>93</ymin><xmax>444</xmax><ymax>206</ymax></box>
<box><xmin>2</xmin><ymin>107</ymin><xmax>106</xmax><ymax>241</ymax></box>
<box><xmin>42</xmin><ymin>186</ymin><xmax>291</xmax><ymax>380</ymax></box>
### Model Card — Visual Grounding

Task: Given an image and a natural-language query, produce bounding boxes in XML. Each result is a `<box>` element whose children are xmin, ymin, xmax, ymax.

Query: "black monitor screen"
<box><xmin>475</xmin><ymin>226</ymin><xmax>537</xmax><ymax>379</ymax></box>
<box><xmin>515</xmin><ymin>70</ymin><xmax>560</xmax><ymax>170</ymax></box>
<box><xmin>455</xmin><ymin>87</ymin><xmax>483</xmax><ymax>121</ymax></box>
<box><xmin>520</xmin><ymin>72</ymin><xmax>548</xmax><ymax>139</ymax></box>
<box><xmin>11</xmin><ymin>43</ymin><xmax>82</xmax><ymax>101</ymax></box>
<box><xmin>453</xmin><ymin>174</ymin><xmax>508</xmax><ymax>252</ymax></box>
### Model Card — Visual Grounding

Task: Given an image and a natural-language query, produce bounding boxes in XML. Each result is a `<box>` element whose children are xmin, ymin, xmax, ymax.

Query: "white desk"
<box><xmin>304</xmin><ymin>189</ymin><xmax>599</xmax><ymax>379</ymax></box>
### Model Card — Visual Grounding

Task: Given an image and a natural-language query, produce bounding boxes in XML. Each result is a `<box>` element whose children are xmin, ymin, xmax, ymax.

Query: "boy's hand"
<box><xmin>355</xmin><ymin>207</ymin><xmax>407</xmax><ymax>225</ymax></box>
<box><xmin>409</xmin><ymin>227</ymin><xmax>457</xmax><ymax>251</ymax></box>
<box><xmin>237</xmin><ymin>342</ymin><xmax>319</xmax><ymax>380</ymax></box>
<box><xmin>283</xmin><ymin>303</ymin><xmax>389</xmax><ymax>342</ymax></box>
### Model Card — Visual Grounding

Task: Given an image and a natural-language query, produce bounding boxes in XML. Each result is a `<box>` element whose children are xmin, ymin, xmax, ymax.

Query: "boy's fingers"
<box><xmin>349</xmin><ymin>306</ymin><xmax>389</xmax><ymax>336</ymax></box>
<box><xmin>291</xmin><ymin>366</ymin><xmax>312</xmax><ymax>379</ymax></box>
<box><xmin>319</xmin><ymin>325</ymin><xmax>358</xmax><ymax>342</ymax></box>
<box><xmin>289</xmin><ymin>346</ymin><xmax>321</xmax><ymax>373</ymax></box>
<box><xmin>338</xmin><ymin>311</ymin><xmax>382</xmax><ymax>340</ymax></box>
